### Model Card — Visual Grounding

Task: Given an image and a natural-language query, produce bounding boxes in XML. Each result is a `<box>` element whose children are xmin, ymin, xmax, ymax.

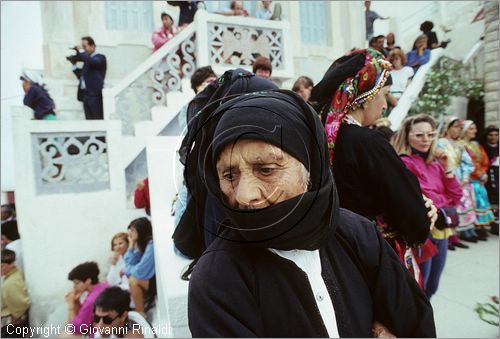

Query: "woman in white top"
<box><xmin>107</xmin><ymin>232</ymin><xmax>129</xmax><ymax>290</ymax></box>
<box><xmin>387</xmin><ymin>48</ymin><xmax>414</xmax><ymax>110</ymax></box>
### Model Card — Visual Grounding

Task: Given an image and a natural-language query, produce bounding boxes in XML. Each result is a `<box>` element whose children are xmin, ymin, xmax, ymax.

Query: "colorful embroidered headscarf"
<box><xmin>311</xmin><ymin>48</ymin><xmax>392</xmax><ymax>162</ymax></box>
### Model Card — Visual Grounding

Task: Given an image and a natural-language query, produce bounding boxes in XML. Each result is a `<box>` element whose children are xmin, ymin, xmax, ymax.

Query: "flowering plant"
<box><xmin>474</xmin><ymin>296</ymin><xmax>499</xmax><ymax>326</ymax></box>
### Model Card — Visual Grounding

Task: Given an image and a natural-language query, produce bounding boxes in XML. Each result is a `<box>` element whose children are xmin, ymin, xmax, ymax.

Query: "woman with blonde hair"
<box><xmin>437</xmin><ymin>116</ymin><xmax>478</xmax><ymax>245</ymax></box>
<box><xmin>392</xmin><ymin>114</ymin><xmax>462</xmax><ymax>299</ymax></box>
<box><xmin>107</xmin><ymin>232</ymin><xmax>130</xmax><ymax>290</ymax></box>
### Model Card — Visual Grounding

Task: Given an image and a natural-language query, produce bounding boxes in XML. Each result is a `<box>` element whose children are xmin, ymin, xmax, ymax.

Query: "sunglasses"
<box><xmin>93</xmin><ymin>314</ymin><xmax>118</xmax><ymax>325</ymax></box>
<box><xmin>410</xmin><ymin>131</ymin><xmax>437</xmax><ymax>140</ymax></box>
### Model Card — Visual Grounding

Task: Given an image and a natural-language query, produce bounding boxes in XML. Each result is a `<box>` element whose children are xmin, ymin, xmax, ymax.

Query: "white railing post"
<box><xmin>195</xmin><ymin>9</ymin><xmax>210</xmax><ymax>67</ymax></box>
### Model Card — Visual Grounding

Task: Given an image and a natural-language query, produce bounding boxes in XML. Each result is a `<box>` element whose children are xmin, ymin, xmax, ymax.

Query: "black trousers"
<box><xmin>83</xmin><ymin>94</ymin><xmax>103</xmax><ymax>120</ymax></box>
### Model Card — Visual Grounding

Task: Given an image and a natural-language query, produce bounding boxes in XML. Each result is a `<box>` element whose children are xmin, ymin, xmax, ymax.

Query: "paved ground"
<box><xmin>432</xmin><ymin>233</ymin><xmax>499</xmax><ymax>338</ymax></box>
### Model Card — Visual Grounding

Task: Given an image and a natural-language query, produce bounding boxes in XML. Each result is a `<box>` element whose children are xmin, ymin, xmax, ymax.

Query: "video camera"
<box><xmin>66</xmin><ymin>46</ymin><xmax>83</xmax><ymax>64</ymax></box>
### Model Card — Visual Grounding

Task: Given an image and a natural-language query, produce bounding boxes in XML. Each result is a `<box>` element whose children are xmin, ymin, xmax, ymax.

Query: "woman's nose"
<box><xmin>235</xmin><ymin>175</ymin><xmax>263</xmax><ymax>208</ymax></box>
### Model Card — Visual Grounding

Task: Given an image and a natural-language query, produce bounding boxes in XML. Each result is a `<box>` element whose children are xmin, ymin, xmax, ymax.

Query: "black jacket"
<box><xmin>333</xmin><ymin>124</ymin><xmax>430</xmax><ymax>246</ymax></box>
<box><xmin>73</xmin><ymin>52</ymin><xmax>107</xmax><ymax>101</ymax></box>
<box><xmin>188</xmin><ymin>208</ymin><xmax>436</xmax><ymax>337</ymax></box>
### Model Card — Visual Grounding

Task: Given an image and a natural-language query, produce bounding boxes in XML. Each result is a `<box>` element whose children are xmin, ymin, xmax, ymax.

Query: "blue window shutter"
<box><xmin>105</xmin><ymin>1</ymin><xmax>153</xmax><ymax>32</ymax></box>
<box><xmin>299</xmin><ymin>1</ymin><xmax>327</xmax><ymax>45</ymax></box>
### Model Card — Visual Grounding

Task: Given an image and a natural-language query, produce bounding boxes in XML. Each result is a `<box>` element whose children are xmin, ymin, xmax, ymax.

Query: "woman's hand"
<box><xmin>128</xmin><ymin>234</ymin><xmax>136</xmax><ymax>250</ymax></box>
<box><xmin>372</xmin><ymin>321</ymin><xmax>396</xmax><ymax>338</ymax></box>
<box><xmin>65</xmin><ymin>290</ymin><xmax>80</xmax><ymax>306</ymax></box>
<box><xmin>423</xmin><ymin>194</ymin><xmax>438</xmax><ymax>229</ymax></box>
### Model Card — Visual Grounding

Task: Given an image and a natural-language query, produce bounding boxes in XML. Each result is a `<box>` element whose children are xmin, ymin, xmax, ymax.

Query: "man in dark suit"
<box><xmin>70</xmin><ymin>36</ymin><xmax>107</xmax><ymax>120</ymax></box>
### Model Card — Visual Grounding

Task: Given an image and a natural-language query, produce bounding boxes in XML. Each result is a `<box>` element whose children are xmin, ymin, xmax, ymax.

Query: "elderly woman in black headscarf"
<box><xmin>310</xmin><ymin>49</ymin><xmax>436</xmax><ymax>284</ymax></box>
<box><xmin>186</xmin><ymin>89</ymin><xmax>435</xmax><ymax>337</ymax></box>
<box><xmin>174</xmin><ymin>69</ymin><xmax>278</xmax><ymax>259</ymax></box>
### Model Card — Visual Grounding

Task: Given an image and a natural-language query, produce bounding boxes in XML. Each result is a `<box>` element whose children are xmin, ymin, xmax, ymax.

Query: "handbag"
<box><xmin>435</xmin><ymin>207</ymin><xmax>459</xmax><ymax>230</ymax></box>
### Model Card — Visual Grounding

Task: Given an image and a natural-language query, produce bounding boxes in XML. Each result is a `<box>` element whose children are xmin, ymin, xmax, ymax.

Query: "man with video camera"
<box><xmin>67</xmin><ymin>36</ymin><xmax>107</xmax><ymax>120</ymax></box>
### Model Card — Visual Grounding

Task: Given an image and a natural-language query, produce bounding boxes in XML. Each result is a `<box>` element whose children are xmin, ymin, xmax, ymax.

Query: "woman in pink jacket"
<box><xmin>152</xmin><ymin>12</ymin><xmax>176</xmax><ymax>52</ymax></box>
<box><xmin>392</xmin><ymin>114</ymin><xmax>462</xmax><ymax>299</ymax></box>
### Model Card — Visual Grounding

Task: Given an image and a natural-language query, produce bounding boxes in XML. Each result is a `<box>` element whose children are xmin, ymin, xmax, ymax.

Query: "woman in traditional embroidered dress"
<box><xmin>392</xmin><ymin>114</ymin><xmax>462</xmax><ymax>299</ymax></box>
<box><xmin>461</xmin><ymin>120</ymin><xmax>495</xmax><ymax>240</ymax></box>
<box><xmin>310</xmin><ymin>48</ymin><xmax>437</xmax><ymax>285</ymax></box>
<box><xmin>437</xmin><ymin>117</ymin><xmax>478</xmax><ymax>245</ymax></box>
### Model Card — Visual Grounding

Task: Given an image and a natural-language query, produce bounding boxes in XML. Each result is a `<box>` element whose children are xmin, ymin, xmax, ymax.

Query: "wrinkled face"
<box><xmin>216</xmin><ymin>140</ymin><xmax>309</xmax><ymax>210</ymax></box>
<box><xmin>465</xmin><ymin>123</ymin><xmax>477</xmax><ymax>140</ymax></box>
<box><xmin>128</xmin><ymin>226</ymin><xmax>138</xmax><ymax>242</ymax></box>
<box><xmin>487</xmin><ymin>131</ymin><xmax>499</xmax><ymax>145</ymax></box>
<box><xmin>82</xmin><ymin>39</ymin><xmax>95</xmax><ymax>54</ymax></box>
<box><xmin>112</xmin><ymin>238</ymin><xmax>128</xmax><ymax>256</ymax></box>
<box><xmin>162</xmin><ymin>16</ymin><xmax>173</xmax><ymax>29</ymax></box>
<box><xmin>255</xmin><ymin>68</ymin><xmax>271</xmax><ymax>79</ymax></box>
<box><xmin>297</xmin><ymin>85</ymin><xmax>312</xmax><ymax>102</ymax></box>
<box><xmin>363</xmin><ymin>86</ymin><xmax>390</xmax><ymax>126</ymax></box>
<box><xmin>93</xmin><ymin>307</ymin><xmax>126</xmax><ymax>338</ymax></box>
<box><xmin>408</xmin><ymin>122</ymin><xmax>436</xmax><ymax>153</ymax></box>
<box><xmin>446</xmin><ymin>121</ymin><xmax>462</xmax><ymax>140</ymax></box>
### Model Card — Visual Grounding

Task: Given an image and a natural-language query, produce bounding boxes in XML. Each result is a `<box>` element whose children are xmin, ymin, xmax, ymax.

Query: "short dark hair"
<box><xmin>68</xmin><ymin>262</ymin><xmax>99</xmax><ymax>284</ymax></box>
<box><xmin>292</xmin><ymin>76</ymin><xmax>314</xmax><ymax>92</ymax></box>
<box><xmin>1</xmin><ymin>249</ymin><xmax>16</xmax><ymax>264</ymax></box>
<box><xmin>191</xmin><ymin>66</ymin><xmax>216</xmax><ymax>93</ymax></box>
<box><xmin>1</xmin><ymin>220</ymin><xmax>20</xmax><ymax>241</ymax></box>
<box><xmin>161</xmin><ymin>12</ymin><xmax>174</xmax><ymax>22</ymax></box>
<box><xmin>81</xmin><ymin>36</ymin><xmax>96</xmax><ymax>47</ymax></box>
<box><xmin>93</xmin><ymin>287</ymin><xmax>131</xmax><ymax>316</ymax></box>
<box><xmin>252</xmin><ymin>56</ymin><xmax>272</xmax><ymax>74</ymax></box>
<box><xmin>128</xmin><ymin>218</ymin><xmax>153</xmax><ymax>253</ymax></box>
<box><xmin>420</xmin><ymin>21</ymin><xmax>434</xmax><ymax>32</ymax></box>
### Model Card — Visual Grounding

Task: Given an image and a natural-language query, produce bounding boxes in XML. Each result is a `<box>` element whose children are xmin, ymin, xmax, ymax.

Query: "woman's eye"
<box><xmin>222</xmin><ymin>172</ymin><xmax>236</xmax><ymax>181</ymax></box>
<box><xmin>259</xmin><ymin>167</ymin><xmax>275</xmax><ymax>176</ymax></box>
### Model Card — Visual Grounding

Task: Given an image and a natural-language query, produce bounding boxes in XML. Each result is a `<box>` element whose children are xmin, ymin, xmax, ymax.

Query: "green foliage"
<box><xmin>409</xmin><ymin>57</ymin><xmax>484</xmax><ymax>119</ymax></box>
<box><xmin>474</xmin><ymin>296</ymin><xmax>499</xmax><ymax>326</ymax></box>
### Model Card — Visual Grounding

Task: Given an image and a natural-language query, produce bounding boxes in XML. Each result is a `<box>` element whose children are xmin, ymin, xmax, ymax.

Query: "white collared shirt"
<box><xmin>268</xmin><ymin>248</ymin><xmax>339</xmax><ymax>337</ymax></box>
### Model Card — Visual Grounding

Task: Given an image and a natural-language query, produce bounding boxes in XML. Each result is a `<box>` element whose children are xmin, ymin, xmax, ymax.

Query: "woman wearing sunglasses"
<box><xmin>392</xmin><ymin>114</ymin><xmax>463</xmax><ymax>299</ymax></box>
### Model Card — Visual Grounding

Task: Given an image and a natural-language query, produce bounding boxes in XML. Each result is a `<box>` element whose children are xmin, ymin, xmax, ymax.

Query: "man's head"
<box><xmin>81</xmin><ymin>36</ymin><xmax>96</xmax><ymax>54</ymax></box>
<box><xmin>68</xmin><ymin>261</ymin><xmax>99</xmax><ymax>294</ymax></box>
<box><xmin>93</xmin><ymin>287</ymin><xmax>131</xmax><ymax>338</ymax></box>
<box><xmin>1</xmin><ymin>249</ymin><xmax>16</xmax><ymax>276</ymax></box>
<box><xmin>1</xmin><ymin>204</ymin><xmax>14</xmax><ymax>222</ymax></box>
<box><xmin>161</xmin><ymin>12</ymin><xmax>174</xmax><ymax>30</ymax></box>
<box><xmin>262</xmin><ymin>0</ymin><xmax>271</xmax><ymax>9</ymax></box>
<box><xmin>1</xmin><ymin>220</ymin><xmax>20</xmax><ymax>250</ymax></box>
<box><xmin>364</xmin><ymin>1</ymin><xmax>371</xmax><ymax>10</ymax></box>
<box><xmin>191</xmin><ymin>66</ymin><xmax>217</xmax><ymax>94</ymax></box>
<box><xmin>369</xmin><ymin>35</ymin><xmax>385</xmax><ymax>52</ymax></box>
<box><xmin>252</xmin><ymin>56</ymin><xmax>272</xmax><ymax>79</ymax></box>
<box><xmin>420</xmin><ymin>21</ymin><xmax>434</xmax><ymax>33</ymax></box>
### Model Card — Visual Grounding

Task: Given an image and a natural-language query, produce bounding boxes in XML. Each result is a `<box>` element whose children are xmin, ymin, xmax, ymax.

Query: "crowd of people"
<box><xmin>5</xmin><ymin>1</ymin><xmax>499</xmax><ymax>338</ymax></box>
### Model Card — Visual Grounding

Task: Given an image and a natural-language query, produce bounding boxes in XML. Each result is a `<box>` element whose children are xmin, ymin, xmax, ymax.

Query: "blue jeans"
<box><xmin>173</xmin><ymin>185</ymin><xmax>189</xmax><ymax>259</ymax></box>
<box><xmin>420</xmin><ymin>237</ymin><xmax>448</xmax><ymax>299</ymax></box>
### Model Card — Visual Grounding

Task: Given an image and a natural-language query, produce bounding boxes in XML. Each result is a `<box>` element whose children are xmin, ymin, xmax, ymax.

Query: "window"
<box><xmin>105</xmin><ymin>1</ymin><xmax>153</xmax><ymax>32</ymax></box>
<box><xmin>299</xmin><ymin>1</ymin><xmax>328</xmax><ymax>45</ymax></box>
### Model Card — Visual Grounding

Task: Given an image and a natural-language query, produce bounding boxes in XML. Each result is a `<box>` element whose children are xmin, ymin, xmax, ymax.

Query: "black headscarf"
<box><xmin>174</xmin><ymin>69</ymin><xmax>279</xmax><ymax>258</ymax></box>
<box><xmin>188</xmin><ymin>90</ymin><xmax>338</xmax><ymax>250</ymax></box>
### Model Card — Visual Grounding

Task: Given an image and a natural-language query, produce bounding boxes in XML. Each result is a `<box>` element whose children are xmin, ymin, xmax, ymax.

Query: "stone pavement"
<box><xmin>431</xmin><ymin>233</ymin><xmax>499</xmax><ymax>338</ymax></box>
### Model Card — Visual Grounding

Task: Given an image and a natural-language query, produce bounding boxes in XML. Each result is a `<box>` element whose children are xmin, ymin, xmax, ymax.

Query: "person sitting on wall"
<box><xmin>124</xmin><ymin>218</ymin><xmax>155</xmax><ymax>316</ymax></box>
<box><xmin>256</xmin><ymin>0</ymin><xmax>272</xmax><ymax>19</ymax></box>
<box><xmin>292</xmin><ymin>76</ymin><xmax>314</xmax><ymax>102</ymax></box>
<box><xmin>20</xmin><ymin>70</ymin><xmax>57</xmax><ymax>120</ymax></box>
<box><xmin>152</xmin><ymin>12</ymin><xmax>177</xmax><ymax>53</ymax></box>
<box><xmin>1</xmin><ymin>250</ymin><xmax>30</xmax><ymax>339</ymax></box>
<box><xmin>216</xmin><ymin>0</ymin><xmax>249</xmax><ymax>16</ymax></box>
<box><xmin>107</xmin><ymin>233</ymin><xmax>130</xmax><ymax>291</ymax></box>
<box><xmin>420</xmin><ymin>20</ymin><xmax>450</xmax><ymax>49</ymax></box>
<box><xmin>65</xmin><ymin>262</ymin><xmax>109</xmax><ymax>335</ymax></box>
<box><xmin>92</xmin><ymin>287</ymin><xmax>145</xmax><ymax>338</ymax></box>
<box><xmin>252</xmin><ymin>56</ymin><xmax>273</xmax><ymax>79</ymax></box>
<box><xmin>1</xmin><ymin>220</ymin><xmax>23</xmax><ymax>273</ymax></box>
<box><xmin>167</xmin><ymin>1</ymin><xmax>206</xmax><ymax>27</ymax></box>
